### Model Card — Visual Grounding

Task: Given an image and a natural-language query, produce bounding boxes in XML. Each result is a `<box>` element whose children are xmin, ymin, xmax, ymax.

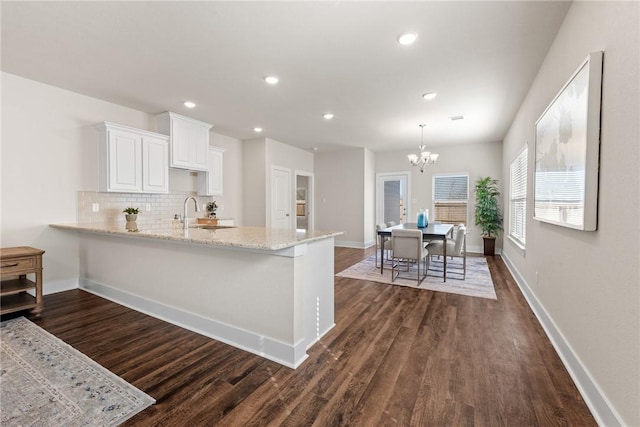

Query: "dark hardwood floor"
<box><xmin>15</xmin><ymin>247</ymin><xmax>595</xmax><ymax>426</ymax></box>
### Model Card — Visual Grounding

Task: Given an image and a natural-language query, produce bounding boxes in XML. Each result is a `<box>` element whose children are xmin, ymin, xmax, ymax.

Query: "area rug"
<box><xmin>0</xmin><ymin>316</ymin><xmax>155</xmax><ymax>426</ymax></box>
<box><xmin>336</xmin><ymin>256</ymin><xmax>497</xmax><ymax>300</ymax></box>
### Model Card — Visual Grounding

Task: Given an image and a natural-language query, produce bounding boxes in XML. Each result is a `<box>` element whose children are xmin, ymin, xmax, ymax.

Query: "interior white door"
<box><xmin>271</xmin><ymin>167</ymin><xmax>292</xmax><ymax>229</ymax></box>
<box><xmin>376</xmin><ymin>173</ymin><xmax>410</xmax><ymax>225</ymax></box>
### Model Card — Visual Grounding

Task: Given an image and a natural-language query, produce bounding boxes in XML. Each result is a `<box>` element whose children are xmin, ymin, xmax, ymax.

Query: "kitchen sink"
<box><xmin>195</xmin><ymin>225</ymin><xmax>237</xmax><ymax>230</ymax></box>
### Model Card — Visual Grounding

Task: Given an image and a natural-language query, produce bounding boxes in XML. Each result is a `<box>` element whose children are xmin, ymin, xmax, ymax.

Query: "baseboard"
<box><xmin>466</xmin><ymin>245</ymin><xmax>501</xmax><ymax>255</ymax></box>
<box><xmin>501</xmin><ymin>252</ymin><xmax>624</xmax><ymax>427</ymax></box>
<box><xmin>306</xmin><ymin>322</ymin><xmax>336</xmax><ymax>350</ymax></box>
<box><xmin>79</xmin><ymin>278</ymin><xmax>308</xmax><ymax>369</ymax></box>
<box><xmin>42</xmin><ymin>278</ymin><xmax>79</xmax><ymax>295</ymax></box>
<box><xmin>335</xmin><ymin>240</ymin><xmax>368</xmax><ymax>249</ymax></box>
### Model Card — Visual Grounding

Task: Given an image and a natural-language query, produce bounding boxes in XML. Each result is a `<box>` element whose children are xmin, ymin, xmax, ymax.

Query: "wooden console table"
<box><xmin>0</xmin><ymin>246</ymin><xmax>44</xmax><ymax>316</ymax></box>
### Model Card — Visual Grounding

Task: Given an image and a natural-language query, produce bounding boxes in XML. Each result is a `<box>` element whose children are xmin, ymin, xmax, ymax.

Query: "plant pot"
<box><xmin>483</xmin><ymin>236</ymin><xmax>496</xmax><ymax>256</ymax></box>
<box><xmin>125</xmin><ymin>214</ymin><xmax>138</xmax><ymax>222</ymax></box>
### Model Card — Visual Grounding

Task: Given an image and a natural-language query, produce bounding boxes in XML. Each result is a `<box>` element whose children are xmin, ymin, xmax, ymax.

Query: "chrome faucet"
<box><xmin>183</xmin><ymin>197</ymin><xmax>200</xmax><ymax>231</ymax></box>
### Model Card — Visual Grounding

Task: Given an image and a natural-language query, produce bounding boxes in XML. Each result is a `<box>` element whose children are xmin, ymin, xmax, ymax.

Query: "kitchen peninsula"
<box><xmin>51</xmin><ymin>223</ymin><xmax>341</xmax><ymax>368</ymax></box>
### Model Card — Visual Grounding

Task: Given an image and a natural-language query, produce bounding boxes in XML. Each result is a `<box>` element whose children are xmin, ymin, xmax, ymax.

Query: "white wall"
<box><xmin>501</xmin><ymin>2</ymin><xmax>639</xmax><ymax>425</ymax></box>
<box><xmin>242</xmin><ymin>137</ymin><xmax>313</xmax><ymax>227</ymax></box>
<box><xmin>376</xmin><ymin>141</ymin><xmax>503</xmax><ymax>252</ymax></box>
<box><xmin>0</xmin><ymin>72</ymin><xmax>244</xmax><ymax>290</ymax></box>
<box><xmin>363</xmin><ymin>148</ymin><xmax>376</xmax><ymax>245</ymax></box>
<box><xmin>315</xmin><ymin>148</ymin><xmax>374</xmax><ymax>247</ymax></box>
<box><xmin>265</xmin><ymin>138</ymin><xmax>314</xmax><ymax>173</ymax></box>
<box><xmin>209</xmin><ymin>133</ymin><xmax>243</xmax><ymax>224</ymax></box>
<box><xmin>1</xmin><ymin>72</ymin><xmax>150</xmax><ymax>290</ymax></box>
<box><xmin>242</xmin><ymin>139</ymin><xmax>267</xmax><ymax>227</ymax></box>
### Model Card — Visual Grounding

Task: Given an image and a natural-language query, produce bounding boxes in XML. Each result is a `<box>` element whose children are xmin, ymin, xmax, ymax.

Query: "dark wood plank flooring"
<box><xmin>11</xmin><ymin>247</ymin><xmax>595</xmax><ymax>426</ymax></box>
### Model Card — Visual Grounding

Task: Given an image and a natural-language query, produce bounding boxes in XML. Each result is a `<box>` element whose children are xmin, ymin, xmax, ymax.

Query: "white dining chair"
<box><xmin>391</xmin><ymin>229</ymin><xmax>429</xmax><ymax>285</ymax></box>
<box><xmin>427</xmin><ymin>224</ymin><xmax>466</xmax><ymax>279</ymax></box>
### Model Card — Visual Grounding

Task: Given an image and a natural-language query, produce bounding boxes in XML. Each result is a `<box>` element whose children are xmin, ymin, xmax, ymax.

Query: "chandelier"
<box><xmin>407</xmin><ymin>124</ymin><xmax>439</xmax><ymax>173</ymax></box>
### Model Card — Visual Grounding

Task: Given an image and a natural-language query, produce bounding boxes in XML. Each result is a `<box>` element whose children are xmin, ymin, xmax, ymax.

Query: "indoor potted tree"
<box><xmin>474</xmin><ymin>177</ymin><xmax>503</xmax><ymax>256</ymax></box>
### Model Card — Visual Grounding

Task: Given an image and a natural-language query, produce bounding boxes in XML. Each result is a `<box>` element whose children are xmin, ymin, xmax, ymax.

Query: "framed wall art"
<box><xmin>533</xmin><ymin>51</ymin><xmax>603</xmax><ymax>231</ymax></box>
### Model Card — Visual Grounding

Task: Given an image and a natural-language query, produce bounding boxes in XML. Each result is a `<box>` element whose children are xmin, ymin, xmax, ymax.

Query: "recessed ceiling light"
<box><xmin>310</xmin><ymin>147</ymin><xmax>319</xmax><ymax>151</ymax></box>
<box><xmin>253</xmin><ymin>127</ymin><xmax>263</xmax><ymax>133</ymax></box>
<box><xmin>264</xmin><ymin>76</ymin><xmax>279</xmax><ymax>85</ymax></box>
<box><xmin>322</xmin><ymin>113</ymin><xmax>334</xmax><ymax>120</ymax></box>
<box><xmin>183</xmin><ymin>101</ymin><xmax>196</xmax><ymax>108</ymax></box>
<box><xmin>397</xmin><ymin>32</ymin><xmax>418</xmax><ymax>45</ymax></box>
<box><xmin>422</xmin><ymin>92</ymin><xmax>437</xmax><ymax>100</ymax></box>
<box><xmin>449</xmin><ymin>115</ymin><xmax>465</xmax><ymax>121</ymax></box>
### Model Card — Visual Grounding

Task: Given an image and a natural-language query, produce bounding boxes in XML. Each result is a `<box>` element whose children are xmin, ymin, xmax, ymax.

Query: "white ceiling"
<box><xmin>1</xmin><ymin>1</ymin><xmax>571</xmax><ymax>152</ymax></box>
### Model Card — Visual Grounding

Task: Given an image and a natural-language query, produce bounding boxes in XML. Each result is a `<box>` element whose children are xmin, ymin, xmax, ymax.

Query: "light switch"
<box><xmin>146</xmin><ymin>203</ymin><xmax>151</xmax><ymax>211</ymax></box>
<box><xmin>92</xmin><ymin>203</ymin><xmax>99</xmax><ymax>212</ymax></box>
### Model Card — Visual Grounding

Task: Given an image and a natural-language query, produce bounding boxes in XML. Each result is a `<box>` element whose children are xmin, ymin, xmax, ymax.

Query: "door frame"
<box><xmin>295</xmin><ymin>170</ymin><xmax>314</xmax><ymax>231</ymax></box>
<box><xmin>376</xmin><ymin>171</ymin><xmax>411</xmax><ymax>225</ymax></box>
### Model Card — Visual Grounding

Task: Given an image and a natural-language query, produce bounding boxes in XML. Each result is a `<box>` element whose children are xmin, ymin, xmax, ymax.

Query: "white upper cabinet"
<box><xmin>142</xmin><ymin>135</ymin><xmax>170</xmax><ymax>193</ymax></box>
<box><xmin>197</xmin><ymin>146</ymin><xmax>224</xmax><ymax>196</ymax></box>
<box><xmin>155</xmin><ymin>112</ymin><xmax>213</xmax><ymax>171</ymax></box>
<box><xmin>97</xmin><ymin>122</ymin><xmax>169</xmax><ymax>194</ymax></box>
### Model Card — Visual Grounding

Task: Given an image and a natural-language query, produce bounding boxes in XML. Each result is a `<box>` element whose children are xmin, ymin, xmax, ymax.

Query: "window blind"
<box><xmin>509</xmin><ymin>147</ymin><xmax>528</xmax><ymax>246</ymax></box>
<box><xmin>433</xmin><ymin>175</ymin><xmax>469</xmax><ymax>225</ymax></box>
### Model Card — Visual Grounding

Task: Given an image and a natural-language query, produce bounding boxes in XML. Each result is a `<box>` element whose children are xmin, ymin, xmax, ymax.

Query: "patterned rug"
<box><xmin>0</xmin><ymin>317</ymin><xmax>155</xmax><ymax>426</ymax></box>
<box><xmin>336</xmin><ymin>255</ymin><xmax>497</xmax><ymax>300</ymax></box>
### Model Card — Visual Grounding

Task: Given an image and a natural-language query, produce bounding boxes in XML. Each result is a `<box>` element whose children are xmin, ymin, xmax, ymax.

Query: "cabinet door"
<box><xmin>170</xmin><ymin>118</ymin><xmax>193</xmax><ymax>169</ymax></box>
<box><xmin>169</xmin><ymin>117</ymin><xmax>209</xmax><ymax>171</ymax></box>
<box><xmin>208</xmin><ymin>148</ymin><xmax>223</xmax><ymax>196</ymax></box>
<box><xmin>192</xmin><ymin>127</ymin><xmax>209</xmax><ymax>171</ymax></box>
<box><xmin>197</xmin><ymin>147</ymin><xmax>224</xmax><ymax>196</ymax></box>
<box><xmin>108</xmin><ymin>129</ymin><xmax>142</xmax><ymax>192</ymax></box>
<box><xmin>142</xmin><ymin>136</ymin><xmax>169</xmax><ymax>193</ymax></box>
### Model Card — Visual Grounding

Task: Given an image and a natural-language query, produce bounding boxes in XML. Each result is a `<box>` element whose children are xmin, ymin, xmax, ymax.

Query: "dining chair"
<box><xmin>375</xmin><ymin>223</ymin><xmax>393</xmax><ymax>268</ymax></box>
<box><xmin>427</xmin><ymin>224</ymin><xmax>466</xmax><ymax>279</ymax></box>
<box><xmin>391</xmin><ymin>229</ymin><xmax>429</xmax><ymax>285</ymax></box>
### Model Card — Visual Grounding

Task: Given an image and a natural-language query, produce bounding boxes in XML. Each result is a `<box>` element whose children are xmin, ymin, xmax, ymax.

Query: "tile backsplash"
<box><xmin>77</xmin><ymin>191</ymin><xmax>213</xmax><ymax>227</ymax></box>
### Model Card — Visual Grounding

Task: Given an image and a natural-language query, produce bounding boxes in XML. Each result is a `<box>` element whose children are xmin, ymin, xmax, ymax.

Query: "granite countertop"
<box><xmin>50</xmin><ymin>223</ymin><xmax>342</xmax><ymax>251</ymax></box>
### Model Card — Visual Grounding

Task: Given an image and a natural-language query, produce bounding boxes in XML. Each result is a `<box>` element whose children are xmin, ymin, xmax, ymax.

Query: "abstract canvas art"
<box><xmin>534</xmin><ymin>51</ymin><xmax>603</xmax><ymax>231</ymax></box>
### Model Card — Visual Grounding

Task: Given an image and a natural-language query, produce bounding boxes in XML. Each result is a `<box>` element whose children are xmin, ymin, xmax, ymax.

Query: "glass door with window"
<box><xmin>376</xmin><ymin>173</ymin><xmax>410</xmax><ymax>226</ymax></box>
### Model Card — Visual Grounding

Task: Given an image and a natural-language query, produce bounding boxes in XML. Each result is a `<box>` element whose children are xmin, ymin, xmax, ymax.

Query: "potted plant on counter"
<box><xmin>206</xmin><ymin>201</ymin><xmax>218</xmax><ymax>219</ymax></box>
<box><xmin>474</xmin><ymin>177</ymin><xmax>503</xmax><ymax>256</ymax></box>
<box><xmin>122</xmin><ymin>207</ymin><xmax>140</xmax><ymax>222</ymax></box>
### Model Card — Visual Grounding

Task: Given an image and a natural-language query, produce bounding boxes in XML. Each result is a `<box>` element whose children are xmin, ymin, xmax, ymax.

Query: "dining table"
<box><xmin>377</xmin><ymin>222</ymin><xmax>454</xmax><ymax>281</ymax></box>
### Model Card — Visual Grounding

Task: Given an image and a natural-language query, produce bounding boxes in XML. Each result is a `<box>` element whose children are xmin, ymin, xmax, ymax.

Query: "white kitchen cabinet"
<box><xmin>155</xmin><ymin>112</ymin><xmax>213</xmax><ymax>171</ymax></box>
<box><xmin>97</xmin><ymin>122</ymin><xmax>169</xmax><ymax>193</ymax></box>
<box><xmin>197</xmin><ymin>146</ymin><xmax>224</xmax><ymax>196</ymax></box>
<box><xmin>142</xmin><ymin>135</ymin><xmax>169</xmax><ymax>193</ymax></box>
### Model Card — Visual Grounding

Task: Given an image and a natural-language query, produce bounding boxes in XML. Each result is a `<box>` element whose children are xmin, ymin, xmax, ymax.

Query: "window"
<box><xmin>433</xmin><ymin>174</ymin><xmax>469</xmax><ymax>225</ymax></box>
<box><xmin>509</xmin><ymin>147</ymin><xmax>528</xmax><ymax>246</ymax></box>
